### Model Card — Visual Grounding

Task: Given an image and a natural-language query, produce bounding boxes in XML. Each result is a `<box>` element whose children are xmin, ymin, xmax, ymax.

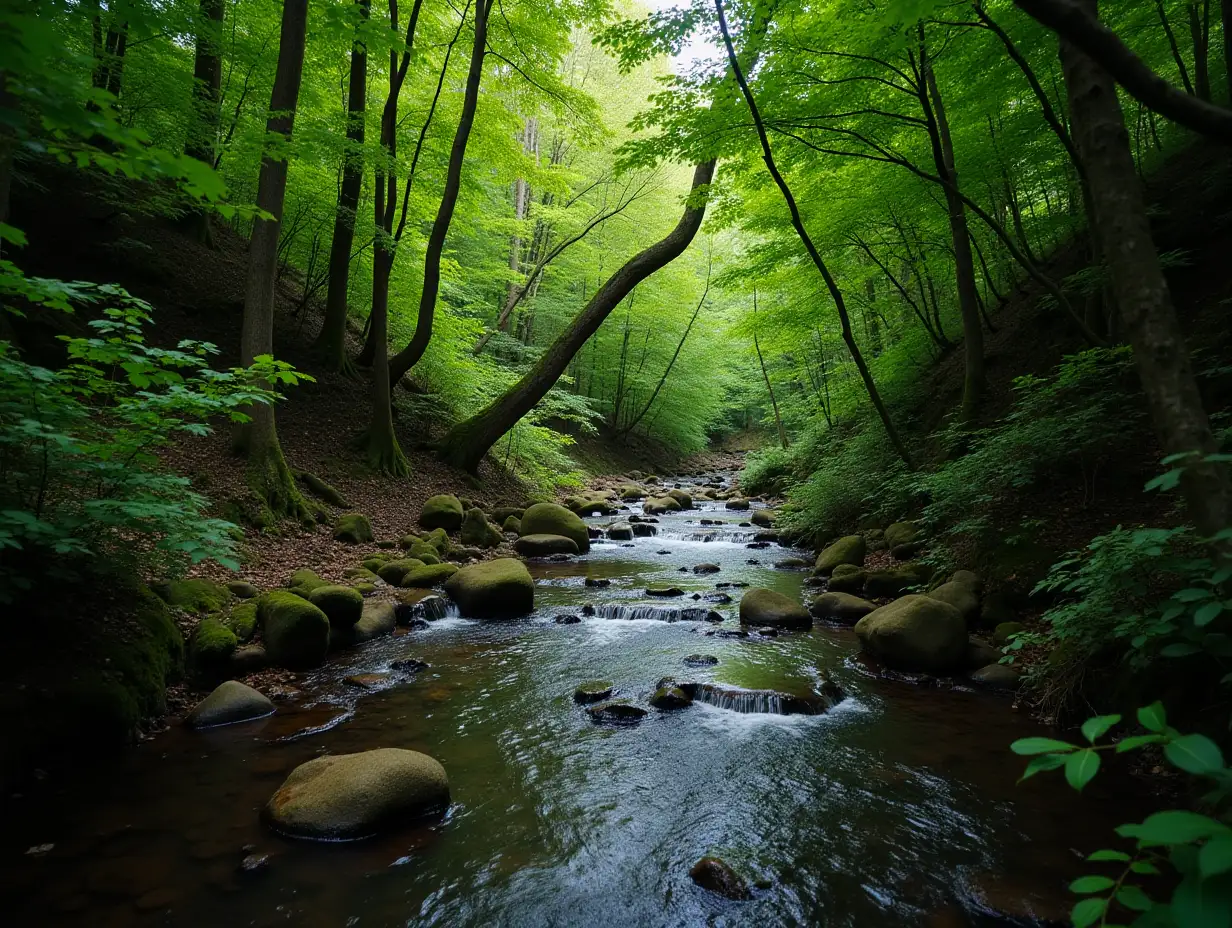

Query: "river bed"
<box><xmin>1</xmin><ymin>478</ymin><xmax>1140</xmax><ymax>926</ymax></box>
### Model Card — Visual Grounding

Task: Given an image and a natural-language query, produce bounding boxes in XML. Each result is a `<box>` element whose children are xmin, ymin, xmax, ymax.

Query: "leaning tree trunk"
<box><xmin>233</xmin><ymin>0</ymin><xmax>312</xmax><ymax>524</ymax></box>
<box><xmin>315</xmin><ymin>0</ymin><xmax>369</xmax><ymax>375</ymax></box>
<box><xmin>1061</xmin><ymin>0</ymin><xmax>1230</xmax><ymax>538</ymax></box>
<box><xmin>439</xmin><ymin>160</ymin><xmax>717</xmax><ymax>473</ymax></box>
<box><xmin>387</xmin><ymin>0</ymin><xmax>492</xmax><ymax>387</ymax></box>
<box><xmin>919</xmin><ymin>25</ymin><xmax>985</xmax><ymax>422</ymax></box>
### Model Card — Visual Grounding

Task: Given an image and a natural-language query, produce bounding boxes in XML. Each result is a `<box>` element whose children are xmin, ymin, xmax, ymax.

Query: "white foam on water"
<box><xmin>422</xmin><ymin>617</ymin><xmax>476</xmax><ymax>631</ymax></box>
<box><xmin>692</xmin><ymin>694</ymin><xmax>869</xmax><ymax>740</ymax></box>
<box><xmin>581</xmin><ymin>616</ymin><xmax>671</xmax><ymax>644</ymax></box>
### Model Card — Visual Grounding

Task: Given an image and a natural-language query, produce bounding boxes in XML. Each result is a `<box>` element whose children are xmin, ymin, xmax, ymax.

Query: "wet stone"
<box><xmin>584</xmin><ymin>578</ymin><xmax>611</xmax><ymax>588</ymax></box>
<box><xmin>343</xmin><ymin>673</ymin><xmax>392</xmax><ymax>689</ymax></box>
<box><xmin>586</xmin><ymin>702</ymin><xmax>648</xmax><ymax>725</ymax></box>
<box><xmin>684</xmin><ymin>654</ymin><xmax>719</xmax><ymax>666</ymax></box>
<box><xmin>554</xmin><ymin>614</ymin><xmax>582</xmax><ymax>625</ymax></box>
<box><xmin>390</xmin><ymin>657</ymin><xmax>429</xmax><ymax>673</ymax></box>
<box><xmin>238</xmin><ymin>854</ymin><xmax>270</xmax><ymax>875</ymax></box>
<box><xmin>573</xmin><ymin>680</ymin><xmax>614</xmax><ymax>703</ymax></box>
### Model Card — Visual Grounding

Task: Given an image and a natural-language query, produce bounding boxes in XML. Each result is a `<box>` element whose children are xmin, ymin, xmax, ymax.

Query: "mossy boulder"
<box><xmin>650</xmin><ymin>685</ymin><xmax>692</xmax><ymax>710</ymax></box>
<box><xmin>573</xmin><ymin>680</ymin><xmax>614</xmax><ymax>703</ymax></box>
<box><xmin>186</xmin><ymin>680</ymin><xmax>274</xmax><ymax>729</ymax></box>
<box><xmin>884</xmin><ymin>520</ymin><xmax>919</xmax><ymax>551</ymax></box>
<box><xmin>297</xmin><ymin>472</ymin><xmax>349</xmax><ymax>508</ymax></box>
<box><xmin>491</xmin><ymin>506</ymin><xmax>525</xmax><ymax>524</ymax></box>
<box><xmin>152</xmin><ymin>578</ymin><xmax>232</xmax><ymax>614</ymax></box>
<box><xmin>264</xmin><ymin>748</ymin><xmax>449</xmax><ymax>840</ymax></box>
<box><xmin>460</xmin><ymin>508</ymin><xmax>502</xmax><ymax>549</ymax></box>
<box><xmin>970</xmin><ymin>664</ymin><xmax>1021</xmax><ymax>689</ymax></box>
<box><xmin>607</xmin><ymin>522</ymin><xmax>634</xmax><ymax>541</ymax></box>
<box><xmin>400</xmin><ymin>563</ymin><xmax>459</xmax><ymax>589</ymax></box>
<box><xmin>928</xmin><ymin>579</ymin><xmax>980</xmax><ymax>625</ymax></box>
<box><xmin>809</xmin><ymin>592</ymin><xmax>876</xmax><ymax>625</ymax></box>
<box><xmin>644</xmin><ymin>496</ymin><xmax>681</xmax><ymax>515</ymax></box>
<box><xmin>667</xmin><ymin>488</ymin><xmax>693</xmax><ymax>509</ymax></box>
<box><xmin>419</xmin><ymin>495</ymin><xmax>464</xmax><ymax>532</ymax></box>
<box><xmin>738</xmin><ymin>588</ymin><xmax>810</xmax><ymax>629</ymax></box>
<box><xmin>519</xmin><ymin>503</ymin><xmax>590</xmax><ymax>554</ymax></box>
<box><xmin>288</xmin><ymin>568</ymin><xmax>324</xmax><ymax>589</ymax></box>
<box><xmin>864</xmin><ymin>563</ymin><xmax>932</xmax><ymax>599</ymax></box>
<box><xmin>514</xmin><ymin>534</ymin><xmax>580</xmax><ymax>557</ymax></box>
<box><xmin>405</xmin><ymin>543</ymin><xmax>441</xmax><ymax>564</ymax></box>
<box><xmin>826</xmin><ymin>564</ymin><xmax>867</xmax><ymax>595</ymax></box>
<box><xmin>258</xmin><ymin>591</ymin><xmax>330</xmax><ymax>669</ymax></box>
<box><xmin>586</xmin><ymin>701</ymin><xmax>647</xmax><ymax>724</ymax></box>
<box><xmin>227</xmin><ymin>580</ymin><xmax>259</xmax><ymax>599</ymax></box>
<box><xmin>502</xmin><ymin>515</ymin><xmax>521</xmax><ymax>534</ymax></box>
<box><xmin>854</xmin><ymin>595</ymin><xmax>967</xmax><ymax>674</ymax></box>
<box><xmin>376</xmin><ymin>558</ymin><xmax>425</xmax><ymax>585</ymax></box>
<box><xmin>814</xmin><ymin>535</ymin><xmax>867</xmax><ymax>575</ymax></box>
<box><xmin>752</xmin><ymin>509</ymin><xmax>776</xmax><ymax>528</ymax></box>
<box><xmin>352</xmin><ymin>601</ymin><xmax>397</xmax><ymax>644</ymax></box>
<box><xmin>333</xmin><ymin>512</ymin><xmax>374</xmax><ymax>544</ymax></box>
<box><xmin>190</xmin><ymin>617</ymin><xmax>237</xmax><ymax>673</ymax></box>
<box><xmin>444</xmin><ymin>558</ymin><xmax>534</xmax><ymax>618</ymax></box>
<box><xmin>423</xmin><ymin>527</ymin><xmax>451</xmax><ymax>554</ymax></box>
<box><xmin>725</xmin><ymin>498</ymin><xmax>750</xmax><ymax>511</ymax></box>
<box><xmin>307</xmin><ymin>585</ymin><xmax>364</xmax><ymax>628</ymax></box>
<box><xmin>343</xmin><ymin>566</ymin><xmax>380</xmax><ymax>583</ymax></box>
<box><xmin>227</xmin><ymin>600</ymin><xmax>259</xmax><ymax>642</ymax></box>
<box><xmin>619</xmin><ymin>485</ymin><xmax>646</xmax><ymax>501</ymax></box>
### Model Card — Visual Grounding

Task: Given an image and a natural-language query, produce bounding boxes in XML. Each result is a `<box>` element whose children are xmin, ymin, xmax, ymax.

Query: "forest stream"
<box><xmin>3</xmin><ymin>474</ymin><xmax>1141</xmax><ymax>927</ymax></box>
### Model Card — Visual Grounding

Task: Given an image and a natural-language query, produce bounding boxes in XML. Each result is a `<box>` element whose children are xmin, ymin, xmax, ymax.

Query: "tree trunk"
<box><xmin>714</xmin><ymin>0</ymin><xmax>913</xmax><ymax>468</ymax></box>
<box><xmin>754</xmin><ymin>305</ymin><xmax>788</xmax><ymax>450</ymax></box>
<box><xmin>185</xmin><ymin>0</ymin><xmax>224</xmax><ymax>165</ymax></box>
<box><xmin>919</xmin><ymin>25</ymin><xmax>985</xmax><ymax>422</ymax></box>
<box><xmin>387</xmin><ymin>0</ymin><xmax>493</xmax><ymax>387</ymax></box>
<box><xmin>500</xmin><ymin>117</ymin><xmax>537</xmax><ymax>332</ymax></box>
<box><xmin>1060</xmin><ymin>0</ymin><xmax>1231</xmax><ymax>538</ymax></box>
<box><xmin>315</xmin><ymin>0</ymin><xmax>370</xmax><ymax>375</ymax></box>
<box><xmin>233</xmin><ymin>0</ymin><xmax>312</xmax><ymax>524</ymax></box>
<box><xmin>366</xmin><ymin>249</ymin><xmax>408</xmax><ymax>473</ymax></box>
<box><xmin>439</xmin><ymin>160</ymin><xmax>717</xmax><ymax>472</ymax></box>
<box><xmin>1223</xmin><ymin>0</ymin><xmax>1232</xmax><ymax>103</ymax></box>
<box><xmin>1189</xmin><ymin>0</ymin><xmax>1211</xmax><ymax>100</ymax></box>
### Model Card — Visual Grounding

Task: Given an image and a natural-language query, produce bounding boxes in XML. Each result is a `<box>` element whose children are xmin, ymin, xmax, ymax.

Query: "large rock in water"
<box><xmin>352</xmin><ymin>601</ymin><xmax>397</xmax><ymax>644</ymax></box>
<box><xmin>854</xmin><ymin>594</ymin><xmax>967</xmax><ymax>674</ymax></box>
<box><xmin>689</xmin><ymin>857</ymin><xmax>751</xmax><ymax>900</ymax></box>
<box><xmin>259</xmin><ymin>591</ymin><xmax>330</xmax><ymax>669</ymax></box>
<box><xmin>444</xmin><ymin>558</ymin><xmax>534</xmax><ymax>618</ymax></box>
<box><xmin>419</xmin><ymin>495</ymin><xmax>464</xmax><ymax>532</ymax></box>
<box><xmin>815</xmin><ymin>535</ymin><xmax>867</xmax><ymax>575</ymax></box>
<box><xmin>810</xmin><ymin>591</ymin><xmax>876</xmax><ymax>625</ymax></box>
<box><xmin>264</xmin><ymin>748</ymin><xmax>449</xmax><ymax>840</ymax></box>
<box><xmin>514</xmin><ymin>534</ymin><xmax>580</xmax><ymax>557</ymax></box>
<box><xmin>738</xmin><ymin>588</ymin><xmax>810</xmax><ymax>629</ymax></box>
<box><xmin>519</xmin><ymin>503</ymin><xmax>590</xmax><ymax>553</ymax></box>
<box><xmin>186</xmin><ymin>680</ymin><xmax>274</xmax><ymax>729</ymax></box>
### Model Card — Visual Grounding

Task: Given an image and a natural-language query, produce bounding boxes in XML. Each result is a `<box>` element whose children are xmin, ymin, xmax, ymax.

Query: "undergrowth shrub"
<box><xmin>0</xmin><ymin>285</ymin><xmax>296</xmax><ymax>601</ymax></box>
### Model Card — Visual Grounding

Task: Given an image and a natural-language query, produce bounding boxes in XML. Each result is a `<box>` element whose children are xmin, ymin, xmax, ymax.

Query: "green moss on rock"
<box><xmin>400</xmin><ymin>563</ymin><xmax>459</xmax><ymax>588</ymax></box>
<box><xmin>376</xmin><ymin>558</ymin><xmax>425</xmax><ymax>585</ymax></box>
<box><xmin>333</xmin><ymin>512</ymin><xmax>374</xmax><ymax>544</ymax></box>
<box><xmin>227</xmin><ymin>600</ymin><xmax>259</xmax><ymax>642</ymax></box>
<box><xmin>419</xmin><ymin>495</ymin><xmax>464</xmax><ymax>532</ymax></box>
<box><xmin>460</xmin><ymin>508</ymin><xmax>502</xmax><ymax>548</ymax></box>
<box><xmin>814</xmin><ymin>536</ymin><xmax>867</xmax><ymax>575</ymax></box>
<box><xmin>519</xmin><ymin>503</ymin><xmax>590</xmax><ymax>553</ymax></box>
<box><xmin>258</xmin><ymin>591</ymin><xmax>330</xmax><ymax>669</ymax></box>
<box><xmin>190</xmin><ymin>618</ymin><xmax>238</xmax><ymax>673</ymax></box>
<box><xmin>307</xmin><ymin>584</ymin><xmax>364</xmax><ymax>628</ymax></box>
<box><xmin>444</xmin><ymin>558</ymin><xmax>534</xmax><ymax>618</ymax></box>
<box><xmin>151</xmin><ymin>578</ymin><xmax>232</xmax><ymax>614</ymax></box>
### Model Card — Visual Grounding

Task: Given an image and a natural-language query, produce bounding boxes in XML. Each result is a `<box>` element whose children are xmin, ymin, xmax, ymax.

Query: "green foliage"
<box><xmin>0</xmin><ymin>292</ymin><xmax>300</xmax><ymax>601</ymax></box>
<box><xmin>1013</xmin><ymin>700</ymin><xmax>1232</xmax><ymax>927</ymax></box>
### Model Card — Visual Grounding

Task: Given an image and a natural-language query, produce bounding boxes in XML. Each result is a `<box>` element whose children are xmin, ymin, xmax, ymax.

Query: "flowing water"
<box><xmin>1</xmin><ymin>478</ymin><xmax>1142</xmax><ymax>927</ymax></box>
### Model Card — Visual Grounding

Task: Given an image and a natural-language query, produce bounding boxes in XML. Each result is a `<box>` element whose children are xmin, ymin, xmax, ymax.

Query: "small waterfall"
<box><xmin>595</xmin><ymin>604</ymin><xmax>720</xmax><ymax>623</ymax></box>
<box><xmin>655</xmin><ymin>530</ymin><xmax>761</xmax><ymax>543</ymax></box>
<box><xmin>681</xmin><ymin>682</ymin><xmax>842</xmax><ymax>715</ymax></box>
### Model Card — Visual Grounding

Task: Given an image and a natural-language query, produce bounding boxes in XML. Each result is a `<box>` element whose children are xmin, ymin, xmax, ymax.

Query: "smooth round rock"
<box><xmin>264</xmin><ymin>748</ymin><xmax>449</xmax><ymax>840</ymax></box>
<box><xmin>186</xmin><ymin>680</ymin><xmax>274</xmax><ymax>729</ymax></box>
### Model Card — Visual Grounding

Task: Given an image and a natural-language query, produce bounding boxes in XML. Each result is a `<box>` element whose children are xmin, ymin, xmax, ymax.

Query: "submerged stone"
<box><xmin>586</xmin><ymin>701</ymin><xmax>647</xmax><ymax>725</ymax></box>
<box><xmin>689</xmin><ymin>857</ymin><xmax>750</xmax><ymax>900</ymax></box>
<box><xmin>186</xmin><ymin>680</ymin><xmax>274</xmax><ymax>729</ymax></box>
<box><xmin>573</xmin><ymin>680</ymin><xmax>614</xmax><ymax>703</ymax></box>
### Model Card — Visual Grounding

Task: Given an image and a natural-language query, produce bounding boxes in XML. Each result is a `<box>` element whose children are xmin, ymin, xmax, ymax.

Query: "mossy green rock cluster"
<box><xmin>258</xmin><ymin>591</ymin><xmax>330</xmax><ymax>669</ymax></box>
<box><xmin>514</xmin><ymin>534</ymin><xmax>579</xmax><ymax>557</ymax></box>
<box><xmin>227</xmin><ymin>600</ymin><xmax>259</xmax><ymax>642</ymax></box>
<box><xmin>863</xmin><ymin>563</ymin><xmax>932</xmax><ymax>598</ymax></box>
<box><xmin>400</xmin><ymin>563</ymin><xmax>459</xmax><ymax>588</ymax></box>
<box><xmin>419</xmin><ymin>495</ymin><xmax>464</xmax><ymax>532</ymax></box>
<box><xmin>190</xmin><ymin>617</ymin><xmax>237</xmax><ymax>673</ymax></box>
<box><xmin>809</xmin><ymin>591</ymin><xmax>876</xmax><ymax>625</ymax></box>
<box><xmin>644</xmin><ymin>496</ymin><xmax>681</xmax><ymax>515</ymax></box>
<box><xmin>519</xmin><ymin>503</ymin><xmax>590</xmax><ymax>554</ymax></box>
<box><xmin>502</xmin><ymin>515</ymin><xmax>521</xmax><ymax>534</ymax></box>
<box><xmin>333</xmin><ymin>512</ymin><xmax>374</xmax><ymax>544</ymax></box>
<box><xmin>377</xmin><ymin>558</ymin><xmax>425</xmax><ymax>585</ymax></box>
<box><xmin>444</xmin><ymin>558</ymin><xmax>534</xmax><ymax>618</ymax></box>
<box><xmin>814</xmin><ymin>535</ymin><xmax>867</xmax><ymax>575</ymax></box>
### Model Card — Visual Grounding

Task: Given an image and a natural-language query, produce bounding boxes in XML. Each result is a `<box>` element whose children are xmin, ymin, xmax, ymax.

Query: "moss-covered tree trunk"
<box><xmin>366</xmin><ymin>248</ymin><xmax>408</xmax><ymax>474</ymax></box>
<box><xmin>386</xmin><ymin>0</ymin><xmax>492</xmax><ymax>388</ymax></box>
<box><xmin>314</xmin><ymin>0</ymin><xmax>369</xmax><ymax>376</ymax></box>
<box><xmin>1060</xmin><ymin>0</ymin><xmax>1231</xmax><ymax>538</ymax></box>
<box><xmin>440</xmin><ymin>160</ymin><xmax>718</xmax><ymax>473</ymax></box>
<box><xmin>233</xmin><ymin>0</ymin><xmax>311</xmax><ymax>524</ymax></box>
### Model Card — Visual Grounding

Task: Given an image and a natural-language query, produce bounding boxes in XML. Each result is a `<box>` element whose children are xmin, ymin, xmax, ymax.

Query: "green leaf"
<box><xmin>1118</xmin><ymin>811</ymin><xmax>1232</xmax><ymax>846</ymax></box>
<box><xmin>1070</xmin><ymin>875</ymin><xmax>1116</xmax><ymax>894</ymax></box>
<box><xmin>1164</xmin><ymin>734</ymin><xmax>1225</xmax><ymax>776</ymax></box>
<box><xmin>1115</xmin><ymin>884</ymin><xmax>1153</xmax><ymax>912</ymax></box>
<box><xmin>1139</xmin><ymin>702</ymin><xmax>1168</xmax><ymax>732</ymax></box>
<box><xmin>1201</xmin><ymin>836</ymin><xmax>1232</xmax><ymax>877</ymax></box>
<box><xmin>1019</xmin><ymin>752</ymin><xmax>1068</xmax><ymax>781</ymax></box>
<box><xmin>1161</xmin><ymin>642</ymin><xmax>1203</xmax><ymax>657</ymax></box>
<box><xmin>1172</xmin><ymin>872</ymin><xmax>1232</xmax><ymax>927</ymax></box>
<box><xmin>1088</xmin><ymin>849</ymin><xmax>1131</xmax><ymax>862</ymax></box>
<box><xmin>1082</xmin><ymin>714</ymin><xmax>1122</xmax><ymax>743</ymax></box>
<box><xmin>1071</xmin><ymin>896</ymin><xmax>1107</xmax><ymax>928</ymax></box>
<box><xmin>1065</xmin><ymin>749</ymin><xmax>1101</xmax><ymax>791</ymax></box>
<box><xmin>1195</xmin><ymin>601</ymin><xmax>1226</xmax><ymax>627</ymax></box>
<box><xmin>1011</xmin><ymin>737</ymin><xmax>1077</xmax><ymax>756</ymax></box>
<box><xmin>1117</xmin><ymin>734</ymin><xmax>1166</xmax><ymax>752</ymax></box>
